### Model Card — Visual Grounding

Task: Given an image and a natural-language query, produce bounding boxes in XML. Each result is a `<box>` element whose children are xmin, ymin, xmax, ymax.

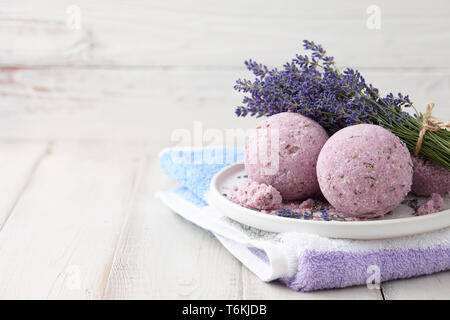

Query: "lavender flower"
<box><xmin>234</xmin><ymin>40</ymin><xmax>449</xmax><ymax>169</ymax></box>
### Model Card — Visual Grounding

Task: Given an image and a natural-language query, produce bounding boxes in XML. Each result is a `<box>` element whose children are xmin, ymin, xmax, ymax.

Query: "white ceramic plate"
<box><xmin>208</xmin><ymin>162</ymin><xmax>450</xmax><ymax>239</ymax></box>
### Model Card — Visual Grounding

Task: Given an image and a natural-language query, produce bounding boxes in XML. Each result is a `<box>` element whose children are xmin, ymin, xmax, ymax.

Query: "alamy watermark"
<box><xmin>65</xmin><ymin>265</ymin><xmax>81</xmax><ymax>290</ymax></box>
<box><xmin>170</xmin><ymin>121</ymin><xmax>280</xmax><ymax>175</ymax></box>
<box><xmin>66</xmin><ymin>5</ymin><xmax>82</xmax><ymax>30</ymax></box>
<box><xmin>366</xmin><ymin>264</ymin><xmax>381</xmax><ymax>289</ymax></box>
<box><xmin>366</xmin><ymin>5</ymin><xmax>381</xmax><ymax>30</ymax></box>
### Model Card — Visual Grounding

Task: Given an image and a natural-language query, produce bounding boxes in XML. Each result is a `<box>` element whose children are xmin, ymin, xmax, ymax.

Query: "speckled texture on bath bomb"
<box><xmin>244</xmin><ymin>112</ymin><xmax>329</xmax><ymax>200</ymax></box>
<box><xmin>229</xmin><ymin>180</ymin><xmax>282</xmax><ymax>210</ymax></box>
<box><xmin>316</xmin><ymin>124</ymin><xmax>413</xmax><ymax>218</ymax></box>
<box><xmin>411</xmin><ymin>155</ymin><xmax>450</xmax><ymax>196</ymax></box>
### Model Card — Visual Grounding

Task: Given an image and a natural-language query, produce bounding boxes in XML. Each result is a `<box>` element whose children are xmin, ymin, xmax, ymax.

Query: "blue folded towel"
<box><xmin>157</xmin><ymin>147</ymin><xmax>450</xmax><ymax>292</ymax></box>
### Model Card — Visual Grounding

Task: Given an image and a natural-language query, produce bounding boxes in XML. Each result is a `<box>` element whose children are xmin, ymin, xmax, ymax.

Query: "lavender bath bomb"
<box><xmin>411</xmin><ymin>155</ymin><xmax>450</xmax><ymax>196</ymax></box>
<box><xmin>417</xmin><ymin>193</ymin><xmax>445</xmax><ymax>216</ymax></box>
<box><xmin>245</xmin><ymin>112</ymin><xmax>328</xmax><ymax>200</ymax></box>
<box><xmin>229</xmin><ymin>180</ymin><xmax>282</xmax><ymax>210</ymax></box>
<box><xmin>317</xmin><ymin>124</ymin><xmax>413</xmax><ymax>218</ymax></box>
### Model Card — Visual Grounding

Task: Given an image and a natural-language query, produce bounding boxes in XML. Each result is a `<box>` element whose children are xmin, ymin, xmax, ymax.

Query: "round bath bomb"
<box><xmin>316</xmin><ymin>124</ymin><xmax>413</xmax><ymax>218</ymax></box>
<box><xmin>411</xmin><ymin>155</ymin><xmax>450</xmax><ymax>196</ymax></box>
<box><xmin>244</xmin><ymin>112</ymin><xmax>328</xmax><ymax>200</ymax></box>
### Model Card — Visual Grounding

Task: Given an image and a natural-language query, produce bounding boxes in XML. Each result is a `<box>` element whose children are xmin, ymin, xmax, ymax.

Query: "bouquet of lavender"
<box><xmin>234</xmin><ymin>40</ymin><xmax>450</xmax><ymax>169</ymax></box>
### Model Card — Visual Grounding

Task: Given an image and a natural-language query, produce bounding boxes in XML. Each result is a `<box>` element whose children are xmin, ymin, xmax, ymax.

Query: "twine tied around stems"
<box><xmin>414</xmin><ymin>103</ymin><xmax>450</xmax><ymax>156</ymax></box>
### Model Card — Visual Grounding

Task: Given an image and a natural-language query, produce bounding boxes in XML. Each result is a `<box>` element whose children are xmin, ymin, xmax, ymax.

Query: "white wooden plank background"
<box><xmin>0</xmin><ymin>0</ymin><xmax>448</xmax><ymax>299</ymax></box>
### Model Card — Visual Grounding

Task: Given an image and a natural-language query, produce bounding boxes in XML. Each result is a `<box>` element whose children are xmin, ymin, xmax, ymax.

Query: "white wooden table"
<box><xmin>0</xmin><ymin>0</ymin><xmax>449</xmax><ymax>299</ymax></box>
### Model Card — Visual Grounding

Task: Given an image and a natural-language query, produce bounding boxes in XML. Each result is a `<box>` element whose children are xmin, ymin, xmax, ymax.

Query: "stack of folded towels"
<box><xmin>157</xmin><ymin>147</ymin><xmax>450</xmax><ymax>292</ymax></box>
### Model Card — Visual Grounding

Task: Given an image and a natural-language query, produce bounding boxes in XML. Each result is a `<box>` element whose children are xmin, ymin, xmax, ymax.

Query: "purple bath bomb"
<box><xmin>229</xmin><ymin>180</ymin><xmax>283</xmax><ymax>210</ymax></box>
<box><xmin>244</xmin><ymin>112</ymin><xmax>328</xmax><ymax>200</ymax></box>
<box><xmin>417</xmin><ymin>193</ymin><xmax>445</xmax><ymax>216</ymax></box>
<box><xmin>316</xmin><ymin>124</ymin><xmax>413</xmax><ymax>218</ymax></box>
<box><xmin>411</xmin><ymin>155</ymin><xmax>450</xmax><ymax>196</ymax></box>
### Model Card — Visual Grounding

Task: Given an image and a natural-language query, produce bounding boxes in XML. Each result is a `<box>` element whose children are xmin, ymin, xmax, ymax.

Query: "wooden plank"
<box><xmin>104</xmin><ymin>149</ymin><xmax>243</xmax><ymax>299</ymax></box>
<box><xmin>0</xmin><ymin>142</ymin><xmax>146</xmax><ymax>299</ymax></box>
<box><xmin>0</xmin><ymin>68</ymin><xmax>260</xmax><ymax>142</ymax></box>
<box><xmin>103</xmin><ymin>147</ymin><xmax>381</xmax><ymax>300</ymax></box>
<box><xmin>382</xmin><ymin>271</ymin><xmax>450</xmax><ymax>300</ymax></box>
<box><xmin>0</xmin><ymin>0</ymin><xmax>449</xmax><ymax>68</ymax></box>
<box><xmin>0</xmin><ymin>142</ymin><xmax>48</xmax><ymax>226</ymax></box>
<box><xmin>0</xmin><ymin>68</ymin><xmax>447</xmax><ymax>142</ymax></box>
<box><xmin>241</xmin><ymin>264</ymin><xmax>383</xmax><ymax>300</ymax></box>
